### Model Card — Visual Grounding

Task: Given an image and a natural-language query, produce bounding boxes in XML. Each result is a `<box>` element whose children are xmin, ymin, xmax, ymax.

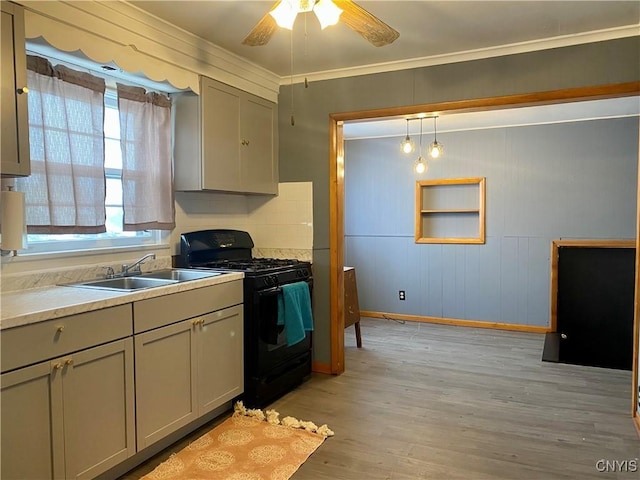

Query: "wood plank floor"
<box><xmin>121</xmin><ymin>318</ymin><xmax>639</xmax><ymax>480</ymax></box>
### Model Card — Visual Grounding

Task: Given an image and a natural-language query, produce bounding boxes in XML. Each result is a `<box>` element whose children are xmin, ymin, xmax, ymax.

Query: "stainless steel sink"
<box><xmin>65</xmin><ymin>276</ymin><xmax>178</xmax><ymax>291</ymax></box>
<box><xmin>140</xmin><ymin>269</ymin><xmax>222</xmax><ymax>282</ymax></box>
<box><xmin>63</xmin><ymin>268</ymin><xmax>222</xmax><ymax>291</ymax></box>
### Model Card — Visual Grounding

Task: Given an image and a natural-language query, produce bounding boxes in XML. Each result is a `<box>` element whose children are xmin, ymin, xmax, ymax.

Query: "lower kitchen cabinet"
<box><xmin>134</xmin><ymin>318</ymin><xmax>197</xmax><ymax>449</ymax></box>
<box><xmin>1</xmin><ymin>338</ymin><xmax>135</xmax><ymax>480</ymax></box>
<box><xmin>197</xmin><ymin>306</ymin><xmax>244</xmax><ymax>414</ymax></box>
<box><xmin>135</xmin><ymin>304</ymin><xmax>243</xmax><ymax>450</ymax></box>
<box><xmin>1</xmin><ymin>362</ymin><xmax>55</xmax><ymax>480</ymax></box>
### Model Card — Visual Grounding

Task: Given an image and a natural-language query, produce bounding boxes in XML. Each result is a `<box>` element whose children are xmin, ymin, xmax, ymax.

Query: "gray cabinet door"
<box><xmin>1</xmin><ymin>362</ymin><xmax>58</xmax><ymax>480</ymax></box>
<box><xmin>61</xmin><ymin>339</ymin><xmax>135</xmax><ymax>480</ymax></box>
<box><xmin>134</xmin><ymin>319</ymin><xmax>198</xmax><ymax>449</ymax></box>
<box><xmin>1</xmin><ymin>2</ymin><xmax>30</xmax><ymax>177</ymax></box>
<box><xmin>196</xmin><ymin>305</ymin><xmax>244</xmax><ymax>414</ymax></box>
<box><xmin>241</xmin><ymin>96</ymin><xmax>278</xmax><ymax>194</ymax></box>
<box><xmin>201</xmin><ymin>76</ymin><xmax>242</xmax><ymax>191</ymax></box>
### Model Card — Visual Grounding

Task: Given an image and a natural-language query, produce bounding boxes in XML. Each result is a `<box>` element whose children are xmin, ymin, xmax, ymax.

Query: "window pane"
<box><xmin>104</xmin><ymin>106</ymin><xmax>120</xmax><ymax>139</ymax></box>
<box><xmin>105</xmin><ymin>177</ymin><xmax>122</xmax><ymax>206</ymax></box>
<box><xmin>105</xmin><ymin>206</ymin><xmax>124</xmax><ymax>234</ymax></box>
<box><xmin>105</xmin><ymin>138</ymin><xmax>122</xmax><ymax>169</ymax></box>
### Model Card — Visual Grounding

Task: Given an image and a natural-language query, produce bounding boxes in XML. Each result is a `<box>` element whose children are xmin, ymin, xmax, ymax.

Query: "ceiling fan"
<box><xmin>242</xmin><ymin>0</ymin><xmax>399</xmax><ymax>47</ymax></box>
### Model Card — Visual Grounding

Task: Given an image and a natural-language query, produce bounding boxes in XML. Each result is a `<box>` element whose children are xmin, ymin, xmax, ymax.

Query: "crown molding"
<box><xmin>21</xmin><ymin>0</ymin><xmax>281</xmax><ymax>102</ymax></box>
<box><xmin>279</xmin><ymin>24</ymin><xmax>640</xmax><ymax>86</ymax></box>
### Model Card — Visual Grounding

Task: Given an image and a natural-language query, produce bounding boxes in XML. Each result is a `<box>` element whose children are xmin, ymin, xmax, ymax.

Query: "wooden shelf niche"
<box><xmin>415</xmin><ymin>177</ymin><xmax>486</xmax><ymax>244</ymax></box>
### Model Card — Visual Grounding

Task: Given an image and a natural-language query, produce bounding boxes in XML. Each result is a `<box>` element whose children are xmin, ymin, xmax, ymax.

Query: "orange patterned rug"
<box><xmin>142</xmin><ymin>404</ymin><xmax>332</xmax><ymax>480</ymax></box>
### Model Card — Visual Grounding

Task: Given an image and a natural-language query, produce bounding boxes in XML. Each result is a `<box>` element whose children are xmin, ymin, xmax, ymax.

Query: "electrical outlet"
<box><xmin>399</xmin><ymin>290</ymin><xmax>405</xmax><ymax>301</ymax></box>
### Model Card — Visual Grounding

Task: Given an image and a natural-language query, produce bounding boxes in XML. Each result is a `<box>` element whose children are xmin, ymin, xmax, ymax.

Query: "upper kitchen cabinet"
<box><xmin>173</xmin><ymin>76</ymin><xmax>278</xmax><ymax>195</ymax></box>
<box><xmin>1</xmin><ymin>1</ymin><xmax>30</xmax><ymax>177</ymax></box>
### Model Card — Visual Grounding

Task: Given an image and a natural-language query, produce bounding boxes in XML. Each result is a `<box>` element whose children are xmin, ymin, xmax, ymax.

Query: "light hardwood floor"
<box><xmin>121</xmin><ymin>318</ymin><xmax>639</xmax><ymax>480</ymax></box>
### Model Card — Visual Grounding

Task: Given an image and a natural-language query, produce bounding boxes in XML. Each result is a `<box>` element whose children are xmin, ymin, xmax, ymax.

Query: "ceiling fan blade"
<box><xmin>242</xmin><ymin>1</ymin><xmax>281</xmax><ymax>46</ymax></box>
<box><xmin>333</xmin><ymin>0</ymin><xmax>399</xmax><ymax>47</ymax></box>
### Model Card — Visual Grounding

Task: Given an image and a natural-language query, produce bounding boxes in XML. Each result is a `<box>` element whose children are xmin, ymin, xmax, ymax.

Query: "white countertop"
<box><xmin>0</xmin><ymin>271</ymin><xmax>244</xmax><ymax>330</ymax></box>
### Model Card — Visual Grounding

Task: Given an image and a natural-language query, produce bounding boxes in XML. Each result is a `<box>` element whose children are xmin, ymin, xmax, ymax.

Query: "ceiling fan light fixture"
<box><xmin>270</xmin><ymin>0</ymin><xmax>299</xmax><ymax>29</ymax></box>
<box><xmin>243</xmin><ymin>0</ymin><xmax>398</xmax><ymax>47</ymax></box>
<box><xmin>313</xmin><ymin>0</ymin><xmax>343</xmax><ymax>29</ymax></box>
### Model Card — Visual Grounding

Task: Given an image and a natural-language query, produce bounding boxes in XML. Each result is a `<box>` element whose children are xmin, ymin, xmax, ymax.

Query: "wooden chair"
<box><xmin>344</xmin><ymin>266</ymin><xmax>362</xmax><ymax>348</ymax></box>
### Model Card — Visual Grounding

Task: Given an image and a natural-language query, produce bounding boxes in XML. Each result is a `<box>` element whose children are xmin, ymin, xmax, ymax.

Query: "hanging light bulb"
<box><xmin>400</xmin><ymin>119</ymin><xmax>415</xmax><ymax>154</ymax></box>
<box><xmin>428</xmin><ymin>116</ymin><xmax>444</xmax><ymax>159</ymax></box>
<box><xmin>429</xmin><ymin>141</ymin><xmax>444</xmax><ymax>159</ymax></box>
<box><xmin>313</xmin><ymin>0</ymin><xmax>343</xmax><ymax>29</ymax></box>
<box><xmin>414</xmin><ymin>118</ymin><xmax>429</xmax><ymax>174</ymax></box>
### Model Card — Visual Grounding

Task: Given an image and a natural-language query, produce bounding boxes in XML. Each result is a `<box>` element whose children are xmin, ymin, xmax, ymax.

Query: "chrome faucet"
<box><xmin>120</xmin><ymin>253</ymin><xmax>156</xmax><ymax>277</ymax></box>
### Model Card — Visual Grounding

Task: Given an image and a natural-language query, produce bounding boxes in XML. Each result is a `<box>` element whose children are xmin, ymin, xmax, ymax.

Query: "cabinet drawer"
<box><xmin>1</xmin><ymin>305</ymin><xmax>132</xmax><ymax>373</ymax></box>
<box><xmin>133</xmin><ymin>280</ymin><xmax>243</xmax><ymax>333</ymax></box>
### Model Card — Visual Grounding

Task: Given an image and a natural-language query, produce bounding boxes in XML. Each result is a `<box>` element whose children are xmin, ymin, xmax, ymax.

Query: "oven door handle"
<box><xmin>258</xmin><ymin>286</ymin><xmax>282</xmax><ymax>297</ymax></box>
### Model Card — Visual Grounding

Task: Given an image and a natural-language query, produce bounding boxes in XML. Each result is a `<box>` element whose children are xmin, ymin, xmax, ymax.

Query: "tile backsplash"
<box><xmin>174</xmin><ymin>181</ymin><xmax>313</xmax><ymax>256</ymax></box>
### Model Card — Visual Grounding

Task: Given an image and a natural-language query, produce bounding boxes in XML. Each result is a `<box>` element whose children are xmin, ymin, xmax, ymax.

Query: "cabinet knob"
<box><xmin>16</xmin><ymin>87</ymin><xmax>29</xmax><ymax>95</ymax></box>
<box><xmin>192</xmin><ymin>318</ymin><xmax>205</xmax><ymax>326</ymax></box>
<box><xmin>53</xmin><ymin>362</ymin><xmax>63</xmax><ymax>370</ymax></box>
<box><xmin>241</xmin><ymin>139</ymin><xmax>250</xmax><ymax>146</ymax></box>
<box><xmin>65</xmin><ymin>358</ymin><xmax>74</xmax><ymax>366</ymax></box>
<box><xmin>56</xmin><ymin>325</ymin><xmax>65</xmax><ymax>333</ymax></box>
<box><xmin>561</xmin><ymin>333</ymin><xmax>568</xmax><ymax>340</ymax></box>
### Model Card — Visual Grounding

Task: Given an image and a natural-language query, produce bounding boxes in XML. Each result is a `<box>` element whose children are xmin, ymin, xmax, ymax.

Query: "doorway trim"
<box><xmin>328</xmin><ymin>82</ymin><xmax>640</xmax><ymax>419</ymax></box>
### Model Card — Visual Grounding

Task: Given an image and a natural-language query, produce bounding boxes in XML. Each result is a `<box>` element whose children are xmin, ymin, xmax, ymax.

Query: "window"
<box><xmin>24</xmin><ymin>88</ymin><xmax>160</xmax><ymax>254</ymax></box>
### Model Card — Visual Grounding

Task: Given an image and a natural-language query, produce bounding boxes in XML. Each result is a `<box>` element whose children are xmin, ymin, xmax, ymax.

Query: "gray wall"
<box><xmin>278</xmin><ymin>37</ymin><xmax>640</xmax><ymax>364</ymax></box>
<box><xmin>344</xmin><ymin>118</ymin><xmax>639</xmax><ymax>326</ymax></box>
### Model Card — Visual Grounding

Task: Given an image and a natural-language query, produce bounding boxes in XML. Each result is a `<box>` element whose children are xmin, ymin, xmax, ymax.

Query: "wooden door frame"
<box><xmin>328</xmin><ymin>82</ymin><xmax>640</xmax><ymax>424</ymax></box>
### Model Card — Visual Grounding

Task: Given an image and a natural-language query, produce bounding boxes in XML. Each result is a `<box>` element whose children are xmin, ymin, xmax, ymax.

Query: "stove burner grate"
<box><xmin>195</xmin><ymin>258</ymin><xmax>301</xmax><ymax>272</ymax></box>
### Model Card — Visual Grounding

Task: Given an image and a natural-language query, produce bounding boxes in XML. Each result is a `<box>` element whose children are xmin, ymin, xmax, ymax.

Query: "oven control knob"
<box><xmin>296</xmin><ymin>268</ymin><xmax>309</xmax><ymax>278</ymax></box>
<box><xmin>265</xmin><ymin>275</ymin><xmax>278</xmax><ymax>287</ymax></box>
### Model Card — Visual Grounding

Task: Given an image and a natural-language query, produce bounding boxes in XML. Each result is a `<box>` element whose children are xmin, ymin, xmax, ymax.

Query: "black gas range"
<box><xmin>179</xmin><ymin>229</ymin><xmax>313</xmax><ymax>408</ymax></box>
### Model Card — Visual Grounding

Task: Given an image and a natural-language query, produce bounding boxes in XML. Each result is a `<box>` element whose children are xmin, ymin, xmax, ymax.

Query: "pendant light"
<box><xmin>414</xmin><ymin>118</ymin><xmax>428</xmax><ymax>174</ymax></box>
<box><xmin>428</xmin><ymin>115</ymin><xmax>444</xmax><ymax>159</ymax></box>
<box><xmin>400</xmin><ymin>119</ymin><xmax>415</xmax><ymax>154</ymax></box>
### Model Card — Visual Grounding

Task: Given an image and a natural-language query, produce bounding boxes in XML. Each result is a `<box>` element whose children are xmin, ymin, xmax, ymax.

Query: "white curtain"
<box><xmin>16</xmin><ymin>56</ymin><xmax>106</xmax><ymax>233</ymax></box>
<box><xmin>117</xmin><ymin>84</ymin><xmax>174</xmax><ymax>231</ymax></box>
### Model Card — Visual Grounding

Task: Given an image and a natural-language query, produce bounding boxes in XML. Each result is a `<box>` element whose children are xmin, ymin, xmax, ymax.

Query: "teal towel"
<box><xmin>277</xmin><ymin>282</ymin><xmax>313</xmax><ymax>346</ymax></box>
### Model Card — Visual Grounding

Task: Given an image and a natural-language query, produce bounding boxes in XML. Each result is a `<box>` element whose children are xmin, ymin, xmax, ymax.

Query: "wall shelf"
<box><xmin>415</xmin><ymin>177</ymin><xmax>486</xmax><ymax>244</ymax></box>
<box><xmin>420</xmin><ymin>209</ymin><xmax>480</xmax><ymax>214</ymax></box>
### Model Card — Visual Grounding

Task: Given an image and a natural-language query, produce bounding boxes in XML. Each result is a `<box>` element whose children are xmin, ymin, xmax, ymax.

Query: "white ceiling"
<box><xmin>128</xmin><ymin>1</ymin><xmax>640</xmax><ymax>79</ymax></box>
<box><xmin>124</xmin><ymin>1</ymin><xmax>640</xmax><ymax>136</ymax></box>
<box><xmin>343</xmin><ymin>96</ymin><xmax>640</xmax><ymax>139</ymax></box>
